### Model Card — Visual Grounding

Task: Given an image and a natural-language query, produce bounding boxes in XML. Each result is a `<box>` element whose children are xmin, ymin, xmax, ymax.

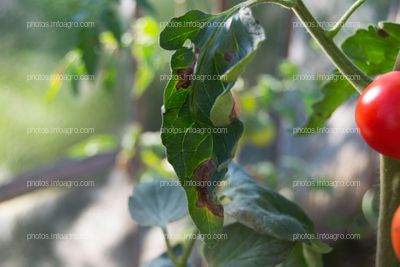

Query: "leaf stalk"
<box><xmin>326</xmin><ymin>0</ymin><xmax>367</xmax><ymax>38</ymax></box>
<box><xmin>248</xmin><ymin>0</ymin><xmax>372</xmax><ymax>93</ymax></box>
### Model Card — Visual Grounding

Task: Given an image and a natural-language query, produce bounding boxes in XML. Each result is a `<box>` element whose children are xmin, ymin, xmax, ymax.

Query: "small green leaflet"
<box><xmin>342</xmin><ymin>22</ymin><xmax>400</xmax><ymax>76</ymax></box>
<box><xmin>159</xmin><ymin>5</ymin><xmax>265</xmax><ymax>246</ymax></box>
<box><xmin>299</xmin><ymin>71</ymin><xmax>354</xmax><ymax>135</ymax></box>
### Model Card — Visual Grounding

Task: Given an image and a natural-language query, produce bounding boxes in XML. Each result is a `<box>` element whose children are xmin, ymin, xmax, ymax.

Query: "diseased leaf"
<box><xmin>128</xmin><ymin>180</ymin><xmax>188</xmax><ymax>228</ymax></box>
<box><xmin>160</xmin><ymin>5</ymin><xmax>265</xmax><ymax>245</ymax></box>
<box><xmin>215</xmin><ymin>164</ymin><xmax>331</xmax><ymax>267</ymax></box>
<box><xmin>204</xmin><ymin>223</ymin><xmax>294</xmax><ymax>267</ymax></box>
<box><xmin>221</xmin><ymin>163</ymin><xmax>314</xmax><ymax>242</ymax></box>
<box><xmin>303</xmin><ymin>22</ymin><xmax>400</xmax><ymax>132</ymax></box>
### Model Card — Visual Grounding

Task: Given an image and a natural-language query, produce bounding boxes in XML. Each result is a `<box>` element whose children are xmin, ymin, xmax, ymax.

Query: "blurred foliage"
<box><xmin>67</xmin><ymin>134</ymin><xmax>118</xmax><ymax>159</ymax></box>
<box><xmin>132</xmin><ymin>17</ymin><xmax>166</xmax><ymax>97</ymax></box>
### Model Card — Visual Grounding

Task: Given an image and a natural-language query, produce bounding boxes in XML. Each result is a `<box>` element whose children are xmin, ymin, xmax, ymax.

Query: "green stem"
<box><xmin>178</xmin><ymin>231</ymin><xmax>198</xmax><ymax>267</ymax></box>
<box><xmin>326</xmin><ymin>0</ymin><xmax>366</xmax><ymax>38</ymax></box>
<box><xmin>162</xmin><ymin>228</ymin><xmax>181</xmax><ymax>267</ymax></box>
<box><xmin>246</xmin><ymin>0</ymin><xmax>297</xmax><ymax>8</ymax></box>
<box><xmin>377</xmin><ymin>156</ymin><xmax>400</xmax><ymax>267</ymax></box>
<box><xmin>376</xmin><ymin>53</ymin><xmax>400</xmax><ymax>267</ymax></box>
<box><xmin>162</xmin><ymin>228</ymin><xmax>198</xmax><ymax>267</ymax></box>
<box><xmin>291</xmin><ymin>0</ymin><xmax>371</xmax><ymax>93</ymax></box>
<box><xmin>247</xmin><ymin>0</ymin><xmax>372</xmax><ymax>93</ymax></box>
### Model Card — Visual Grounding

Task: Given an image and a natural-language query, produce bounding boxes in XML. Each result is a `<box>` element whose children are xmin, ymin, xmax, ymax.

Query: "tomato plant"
<box><xmin>392</xmin><ymin>206</ymin><xmax>400</xmax><ymax>262</ymax></box>
<box><xmin>356</xmin><ymin>71</ymin><xmax>400</xmax><ymax>160</ymax></box>
<box><xmin>124</xmin><ymin>0</ymin><xmax>400</xmax><ymax>266</ymax></box>
<box><xmin>39</xmin><ymin>0</ymin><xmax>400</xmax><ymax>264</ymax></box>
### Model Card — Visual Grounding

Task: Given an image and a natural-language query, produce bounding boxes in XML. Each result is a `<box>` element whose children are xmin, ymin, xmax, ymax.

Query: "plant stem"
<box><xmin>162</xmin><ymin>228</ymin><xmax>181</xmax><ymax>267</ymax></box>
<box><xmin>291</xmin><ymin>0</ymin><xmax>371</xmax><ymax>93</ymax></box>
<box><xmin>178</xmin><ymin>231</ymin><xmax>198</xmax><ymax>267</ymax></box>
<box><xmin>376</xmin><ymin>53</ymin><xmax>400</xmax><ymax>267</ymax></box>
<box><xmin>377</xmin><ymin>156</ymin><xmax>400</xmax><ymax>267</ymax></box>
<box><xmin>162</xmin><ymin>228</ymin><xmax>198</xmax><ymax>267</ymax></box>
<box><xmin>326</xmin><ymin>0</ymin><xmax>366</xmax><ymax>38</ymax></box>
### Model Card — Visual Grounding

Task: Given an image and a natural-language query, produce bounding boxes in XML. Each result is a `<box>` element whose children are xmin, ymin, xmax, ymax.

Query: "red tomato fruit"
<box><xmin>355</xmin><ymin>71</ymin><xmax>400</xmax><ymax>159</ymax></box>
<box><xmin>392</xmin><ymin>206</ymin><xmax>400</xmax><ymax>261</ymax></box>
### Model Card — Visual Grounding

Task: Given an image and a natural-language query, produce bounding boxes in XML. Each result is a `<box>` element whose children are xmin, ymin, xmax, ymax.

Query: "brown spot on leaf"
<box><xmin>175</xmin><ymin>47</ymin><xmax>199</xmax><ymax>90</ymax></box>
<box><xmin>224</xmin><ymin>51</ymin><xmax>235</xmax><ymax>62</ymax></box>
<box><xmin>377</xmin><ymin>29</ymin><xmax>389</xmax><ymax>38</ymax></box>
<box><xmin>176</xmin><ymin>67</ymin><xmax>194</xmax><ymax>90</ymax></box>
<box><xmin>194</xmin><ymin>159</ymin><xmax>224</xmax><ymax>218</ymax></box>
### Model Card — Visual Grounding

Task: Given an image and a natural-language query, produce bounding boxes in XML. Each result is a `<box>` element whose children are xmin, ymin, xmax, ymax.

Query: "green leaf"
<box><xmin>300</xmin><ymin>72</ymin><xmax>354</xmax><ymax>133</ymax></box>
<box><xmin>277</xmin><ymin>243</ymin><xmax>308</xmax><ymax>267</ymax></box>
<box><xmin>159</xmin><ymin>10</ymin><xmax>212</xmax><ymax>51</ymax></box>
<box><xmin>128</xmin><ymin>180</ymin><xmax>188</xmax><ymax>228</ymax></box>
<box><xmin>204</xmin><ymin>223</ymin><xmax>294</xmax><ymax>267</ymax></box>
<box><xmin>342</xmin><ymin>22</ymin><xmax>400</xmax><ymax>76</ymax></box>
<box><xmin>277</xmin><ymin>240</ymin><xmax>331</xmax><ymax>267</ymax></box>
<box><xmin>221</xmin><ymin>163</ymin><xmax>314</xmax><ymax>242</ymax></box>
<box><xmin>303</xmin><ymin>22</ymin><xmax>400</xmax><ymax>132</ymax></box>
<box><xmin>302</xmin><ymin>243</ymin><xmax>324</xmax><ymax>267</ymax></box>
<box><xmin>210</xmin><ymin>92</ymin><xmax>235</xmax><ymax>127</ymax></box>
<box><xmin>307</xmin><ymin>239</ymin><xmax>333</xmax><ymax>254</ymax></box>
<box><xmin>160</xmin><ymin>5</ymin><xmax>265</xmax><ymax>245</ymax></box>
